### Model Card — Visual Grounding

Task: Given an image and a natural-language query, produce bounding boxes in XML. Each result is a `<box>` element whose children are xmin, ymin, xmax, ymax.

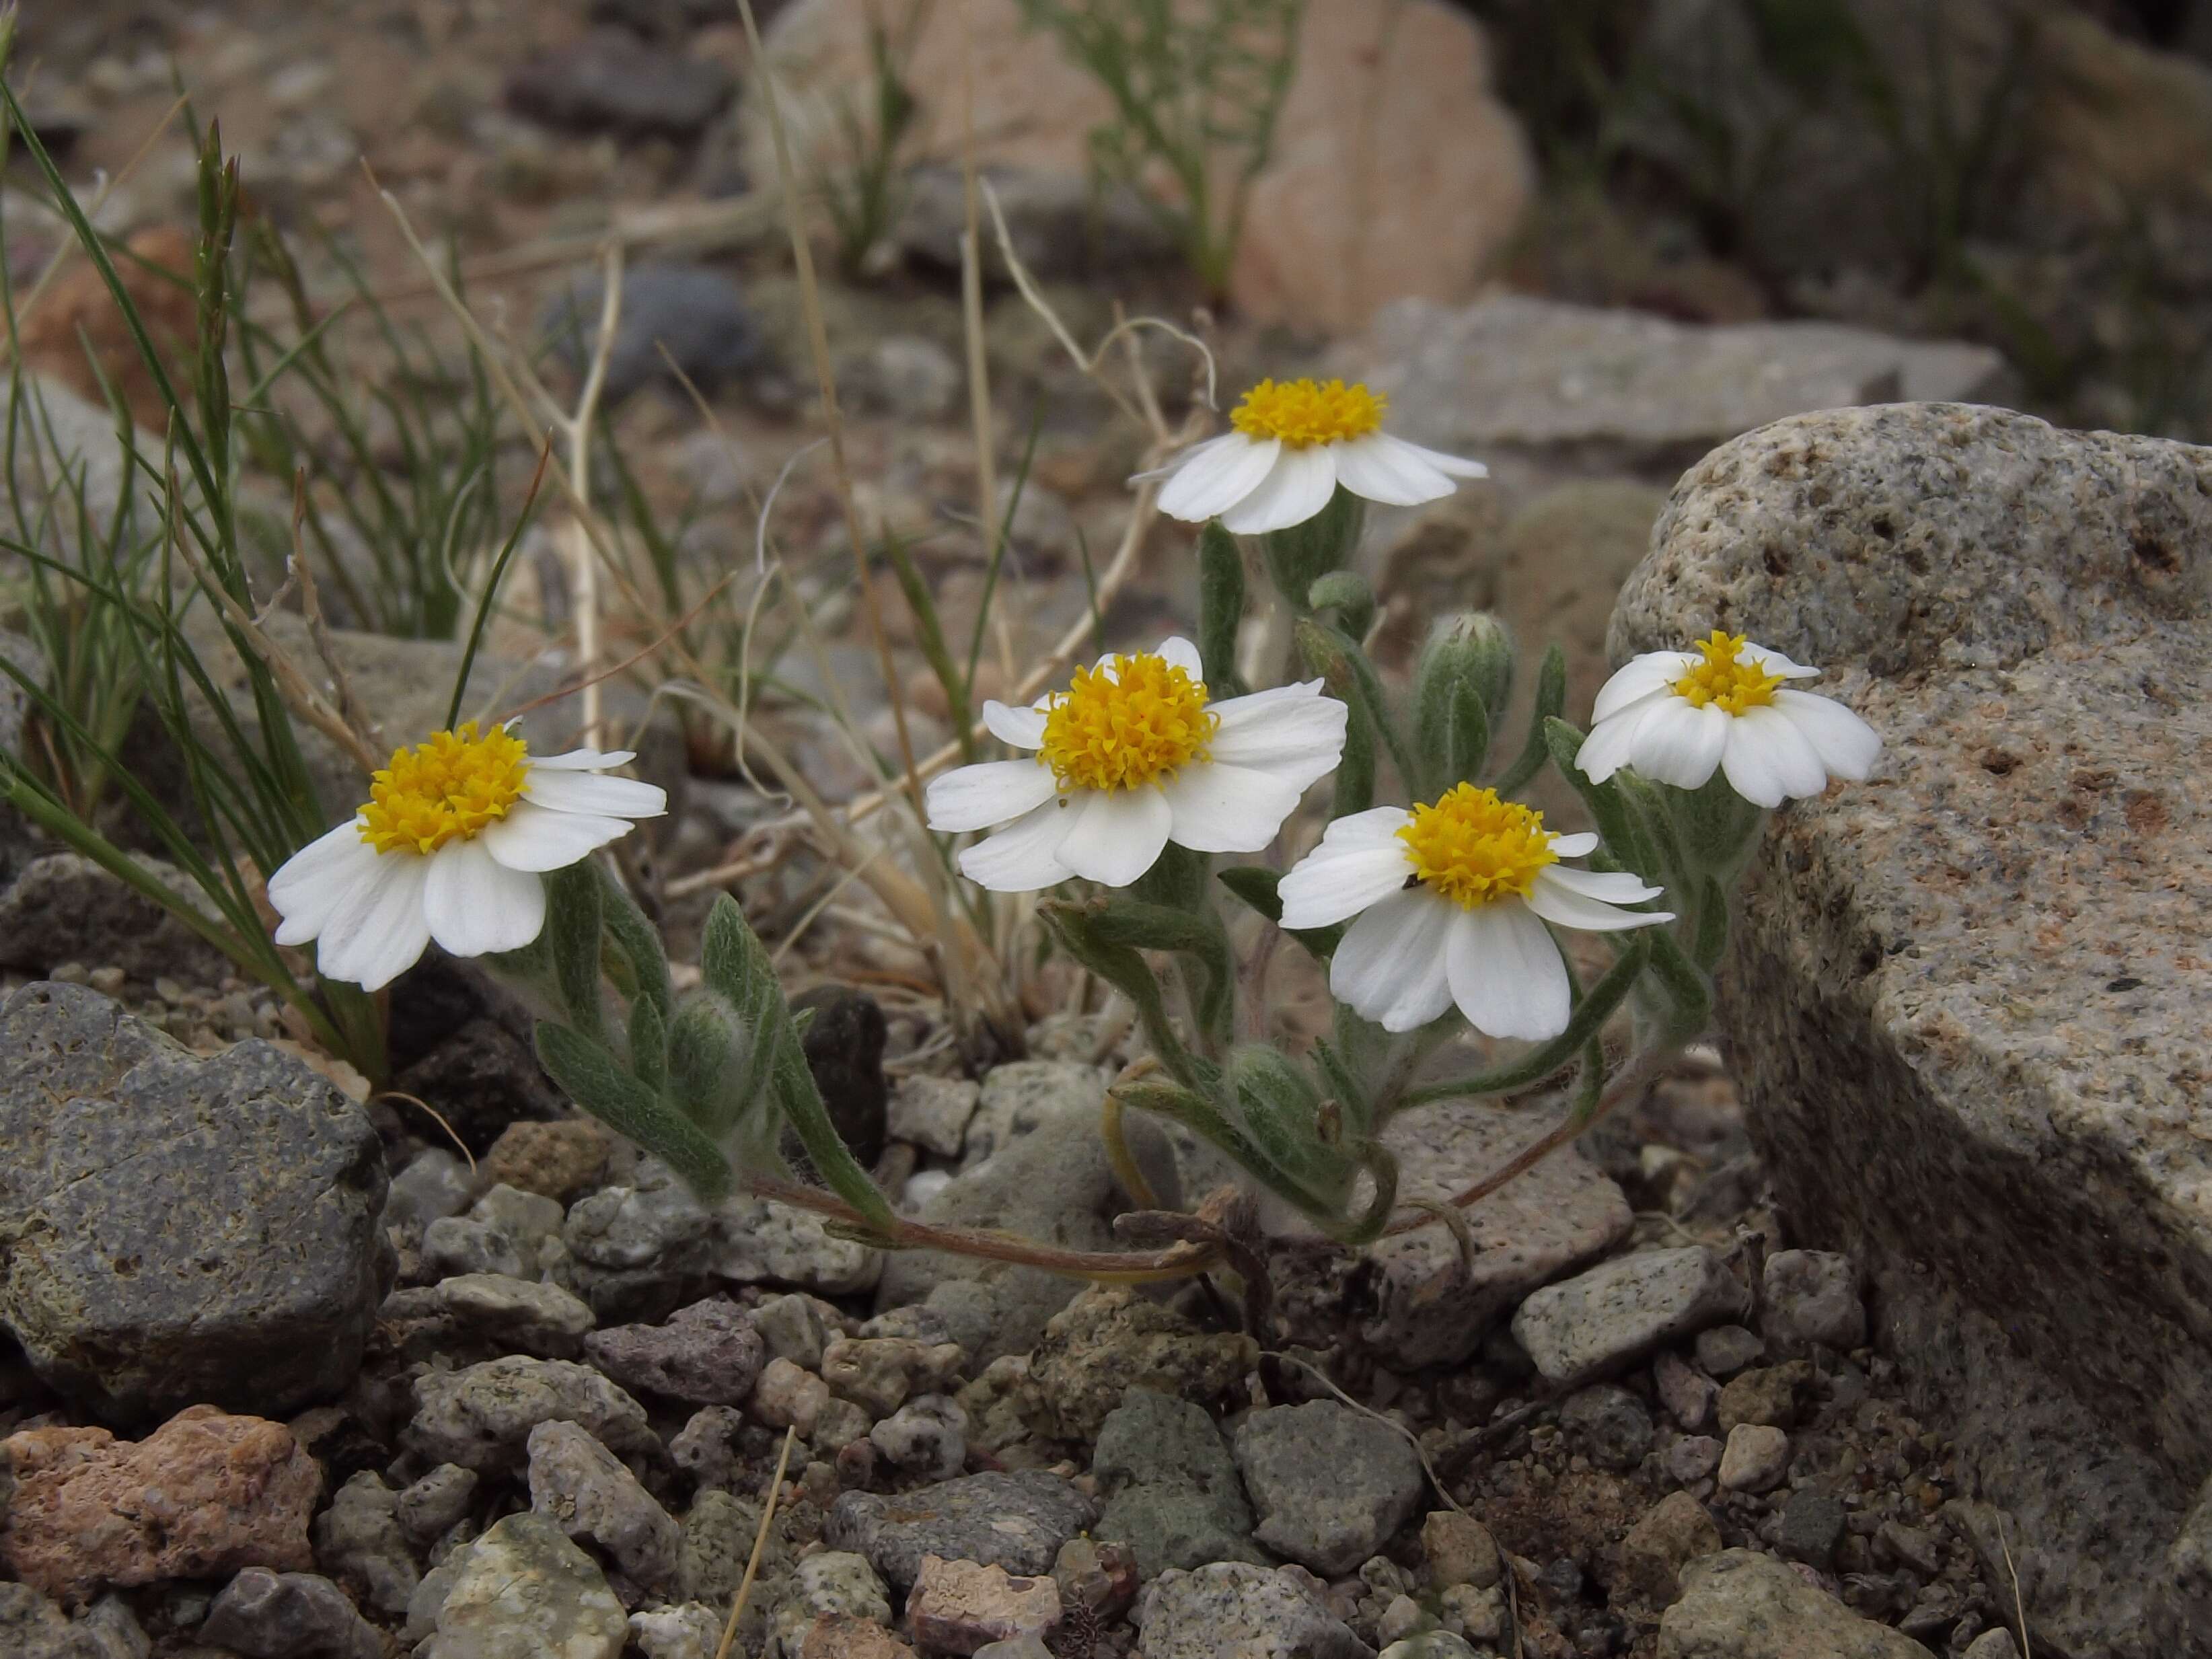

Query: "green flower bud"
<box><xmin>1417</xmin><ymin>612</ymin><xmax>1515</xmax><ymax>718</ymax></box>
<box><xmin>1414</xmin><ymin>614</ymin><xmax>1514</xmax><ymax>792</ymax></box>
<box><xmin>665</xmin><ymin>987</ymin><xmax>758</xmax><ymax>1138</ymax></box>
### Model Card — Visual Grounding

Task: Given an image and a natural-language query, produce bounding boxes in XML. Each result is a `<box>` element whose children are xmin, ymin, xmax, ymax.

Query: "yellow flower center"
<box><xmin>1672</xmin><ymin>630</ymin><xmax>1782</xmax><ymax>715</ymax></box>
<box><xmin>1397</xmin><ymin>784</ymin><xmax>1558</xmax><ymax>910</ymax></box>
<box><xmin>358</xmin><ymin>723</ymin><xmax>530</xmax><ymax>856</ymax></box>
<box><xmin>1037</xmin><ymin>653</ymin><xmax>1216</xmax><ymax>793</ymax></box>
<box><xmin>1230</xmin><ymin>377</ymin><xmax>1387</xmax><ymax>447</ymax></box>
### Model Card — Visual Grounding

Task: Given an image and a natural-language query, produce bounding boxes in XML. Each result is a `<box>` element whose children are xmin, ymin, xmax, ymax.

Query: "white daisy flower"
<box><xmin>1140</xmin><ymin>377</ymin><xmax>1488</xmax><ymax>535</ymax></box>
<box><xmin>1278</xmin><ymin>784</ymin><xmax>1673</xmax><ymax>1039</ymax></box>
<box><xmin>1578</xmin><ymin>630</ymin><xmax>1882</xmax><ymax>809</ymax></box>
<box><xmin>266</xmin><ymin>722</ymin><xmax>667</xmax><ymax>992</ymax></box>
<box><xmin>926</xmin><ymin>636</ymin><xmax>1347</xmax><ymax>892</ymax></box>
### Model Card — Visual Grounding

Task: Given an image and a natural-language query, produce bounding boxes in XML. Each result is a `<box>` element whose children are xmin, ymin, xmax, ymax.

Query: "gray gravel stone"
<box><xmin>314</xmin><ymin>1472</ymin><xmax>418</xmax><ymax>1618</ymax></box>
<box><xmin>1778</xmin><ymin>1487</ymin><xmax>1847</xmax><ymax>1570</ymax></box>
<box><xmin>527</xmin><ymin>1420</ymin><xmax>680</xmax><ymax>1591</ymax></box>
<box><xmin>1559</xmin><ymin>1384</ymin><xmax>1656</xmax><ymax>1471</ymax></box>
<box><xmin>825</xmin><ymin>1470</ymin><xmax>1097</xmax><ymax>1593</ymax></box>
<box><xmin>432</xmin><ymin>1274</ymin><xmax>596</xmax><ymax>1357</ymax></box>
<box><xmin>0</xmin><ymin>1582</ymin><xmax>131</xmax><ymax>1659</ymax></box>
<box><xmin>469</xmin><ymin>1185</ymin><xmax>566</xmax><ymax>1261</ymax></box>
<box><xmin>398</xmin><ymin>1466</ymin><xmax>480</xmax><ymax>1549</ymax></box>
<box><xmin>1512</xmin><ymin>1247</ymin><xmax>1750</xmax><ymax>1388</ymax></box>
<box><xmin>585</xmin><ymin>1298</ymin><xmax>764</xmax><ymax>1405</ymax></box>
<box><xmin>1761</xmin><ymin>1251</ymin><xmax>1866</xmax><ymax>1357</ymax></box>
<box><xmin>1666</xmin><ymin>1436</ymin><xmax>1723</xmax><ymax>1485</ymax></box>
<box><xmin>1092</xmin><ymin>1389</ymin><xmax>1261</xmax><ymax>1579</ymax></box>
<box><xmin>1136</xmin><ymin>1561</ymin><xmax>1372</xmax><ymax>1659</ymax></box>
<box><xmin>961</xmin><ymin>1059</ymin><xmax>1107</xmax><ymax>1170</ymax></box>
<box><xmin>1380</xmin><ymin>1637</ymin><xmax>1479</xmax><ymax>1659</ymax></box>
<box><xmin>566</xmin><ymin>1165</ymin><xmax>714</xmax><ymax>1270</ymax></box>
<box><xmin>541</xmin><ymin>262</ymin><xmax>758</xmax><ymax>406</ymax></box>
<box><xmin>408</xmin><ymin>1356</ymin><xmax>653</xmax><ymax>1471</ymax></box>
<box><xmin>626</xmin><ymin>1602</ymin><xmax>722</xmax><ymax>1659</ymax></box>
<box><xmin>423</xmin><ymin>1218</ymin><xmax>525</xmax><ymax>1280</ymax></box>
<box><xmin>877</xmin><ymin>1089</ymin><xmax>1177</xmax><ymax>1363</ymax></box>
<box><xmin>0</xmin><ymin>982</ymin><xmax>388</xmax><ymax>1421</ymax></box>
<box><xmin>1693</xmin><ymin>1326</ymin><xmax>1763</xmax><ymax>1378</ymax></box>
<box><xmin>888</xmin><ymin>1074</ymin><xmax>981</xmax><ymax>1158</ymax></box>
<box><xmin>1716</xmin><ymin>1425</ymin><xmax>1788</xmax><ymax>1494</ymax></box>
<box><xmin>385</xmin><ymin>1150</ymin><xmax>475</xmax><ymax>1234</ymax></box>
<box><xmin>1611</xmin><ymin>401</ymin><xmax>2212</xmax><ymax>1656</ymax></box>
<box><xmin>766</xmin><ymin>1551</ymin><xmax>893</xmax><ymax>1652</ymax></box>
<box><xmin>1659</xmin><ymin>1549</ymin><xmax>1933</xmax><ymax>1658</ymax></box>
<box><xmin>200</xmin><ymin>1570</ymin><xmax>379</xmax><ymax>1659</ymax></box>
<box><xmin>712</xmin><ymin>1196</ymin><xmax>883</xmax><ymax>1296</ymax></box>
<box><xmin>1231</xmin><ymin>1402</ymin><xmax>1427</xmax><ymax>1576</ymax></box>
<box><xmin>415</xmin><ymin>1512</ymin><xmax>627</xmax><ymax>1659</ymax></box>
<box><xmin>749</xmin><ymin>1293</ymin><xmax>832</xmax><ymax>1370</ymax></box>
<box><xmin>869</xmin><ymin>1395</ymin><xmax>967</xmax><ymax>1479</ymax></box>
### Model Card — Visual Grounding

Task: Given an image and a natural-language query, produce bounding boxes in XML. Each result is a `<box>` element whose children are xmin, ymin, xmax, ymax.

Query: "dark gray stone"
<box><xmin>1093</xmin><ymin>1389</ymin><xmax>1261</xmax><ymax>1579</ymax></box>
<box><xmin>1231</xmin><ymin>1402</ymin><xmax>1428</xmax><ymax>1576</ymax></box>
<box><xmin>1559</xmin><ymin>1384</ymin><xmax>1656</xmax><ymax>1472</ymax></box>
<box><xmin>1761</xmin><ymin>1250</ymin><xmax>1867</xmax><ymax>1358</ymax></box>
<box><xmin>1778</xmin><ymin>1487</ymin><xmax>1847</xmax><ymax>1570</ymax></box>
<box><xmin>1612</xmin><ymin>401</ymin><xmax>2212</xmax><ymax>1658</ymax></box>
<box><xmin>422</xmin><ymin>1217</ymin><xmax>526</xmax><ymax>1280</ymax></box>
<box><xmin>315</xmin><ymin>1472</ymin><xmax>419</xmax><ymax>1619</ymax></box>
<box><xmin>825</xmin><ymin>1470</ymin><xmax>1097</xmax><ymax>1593</ymax></box>
<box><xmin>398</xmin><ymin>1465</ymin><xmax>480</xmax><ymax>1549</ymax></box>
<box><xmin>542</xmin><ymin>263</ymin><xmax>762</xmax><ymax>406</ymax></box>
<box><xmin>793</xmin><ymin>986</ymin><xmax>887</xmax><ymax>1169</ymax></box>
<box><xmin>384</xmin><ymin>1150</ymin><xmax>476</xmax><ymax>1234</ymax></box>
<box><xmin>0</xmin><ymin>982</ymin><xmax>387</xmax><ymax>1422</ymax></box>
<box><xmin>585</xmin><ymin>1298</ymin><xmax>764</xmax><ymax>1405</ymax></box>
<box><xmin>505</xmin><ymin>29</ymin><xmax>733</xmax><ymax>139</ymax></box>
<box><xmin>0</xmin><ymin>855</ymin><xmax>231</xmax><ymax>986</ymax></box>
<box><xmin>200</xmin><ymin>1570</ymin><xmax>379</xmax><ymax>1659</ymax></box>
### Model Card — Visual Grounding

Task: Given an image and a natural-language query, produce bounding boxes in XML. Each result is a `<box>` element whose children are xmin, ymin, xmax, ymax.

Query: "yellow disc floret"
<box><xmin>358</xmin><ymin>723</ymin><xmax>531</xmax><ymax>856</ymax></box>
<box><xmin>1039</xmin><ymin>653</ymin><xmax>1216</xmax><ymax>793</ymax></box>
<box><xmin>1230</xmin><ymin>377</ymin><xmax>1387</xmax><ymax>448</ymax></box>
<box><xmin>1397</xmin><ymin>784</ymin><xmax>1558</xmax><ymax>910</ymax></box>
<box><xmin>1672</xmin><ymin>629</ymin><xmax>1783</xmax><ymax>715</ymax></box>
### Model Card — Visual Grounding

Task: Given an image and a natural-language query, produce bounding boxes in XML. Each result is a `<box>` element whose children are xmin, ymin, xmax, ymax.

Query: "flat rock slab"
<box><xmin>0</xmin><ymin>982</ymin><xmax>387</xmax><ymax>1422</ymax></box>
<box><xmin>1269</xmin><ymin>1097</ymin><xmax>1632</xmax><ymax>1367</ymax></box>
<box><xmin>1610</xmin><ymin>402</ymin><xmax>2212</xmax><ymax>1656</ymax></box>
<box><xmin>1356</xmin><ymin>296</ymin><xmax>2007</xmax><ymax>467</ymax></box>
<box><xmin>825</xmin><ymin>1471</ymin><xmax>1097</xmax><ymax>1594</ymax></box>
<box><xmin>1660</xmin><ymin>1551</ymin><xmax>1933</xmax><ymax>1658</ymax></box>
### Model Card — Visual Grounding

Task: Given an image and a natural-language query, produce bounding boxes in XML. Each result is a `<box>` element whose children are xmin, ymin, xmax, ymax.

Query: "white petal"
<box><xmin>1539</xmin><ymin>864</ymin><xmax>1666</xmax><ymax>905</ymax></box>
<box><xmin>1387</xmin><ymin>437</ymin><xmax>1490</xmax><ymax>479</ymax></box>
<box><xmin>1627</xmin><ymin>700</ymin><xmax>1730</xmax><ymax>790</ymax></box>
<box><xmin>1277</xmin><ymin>844</ymin><xmax>1414</xmax><ymax>930</ymax></box>
<box><xmin>268</xmin><ymin>820</ymin><xmax>380</xmax><ymax>943</ymax></box>
<box><xmin>1207</xmin><ymin>681</ymin><xmax>1348</xmax><ymax>791</ymax></box>
<box><xmin>1446</xmin><ymin>902</ymin><xmax>1570</xmax><ymax>1041</ymax></box>
<box><xmin>1054</xmin><ymin>788</ymin><xmax>1172</xmax><ymax>887</ymax></box>
<box><xmin>1310</xmin><ymin>805</ymin><xmax>1414</xmax><ymax>848</ymax></box>
<box><xmin>480</xmin><ymin>801</ymin><xmax>634</xmax><ymax>871</ymax></box>
<box><xmin>924</xmin><ymin>760</ymin><xmax>1057</xmax><ymax>833</ymax></box>
<box><xmin>1154</xmin><ymin>636</ymin><xmax>1204</xmax><ymax>680</ymax></box>
<box><xmin>1217</xmin><ymin>444</ymin><xmax>1340</xmax><ymax>535</ymax></box>
<box><xmin>1549</xmin><ymin>832</ymin><xmax>1600</xmax><ymax>857</ymax></box>
<box><xmin>1592</xmin><ymin>653</ymin><xmax>1695</xmax><ymax>724</ymax></box>
<box><xmin>1526</xmin><ymin>869</ymin><xmax>1674</xmax><ymax>932</ymax></box>
<box><xmin>527</xmin><ymin>747</ymin><xmax>637</xmax><ymax>771</ymax></box>
<box><xmin>1156</xmin><ymin>434</ymin><xmax>1283</xmax><ymax>522</ymax></box>
<box><xmin>1727</xmin><ymin>706</ymin><xmax>1831</xmax><ymax>803</ymax></box>
<box><xmin>1772</xmin><ymin>689</ymin><xmax>1882</xmax><ymax>781</ymax></box>
<box><xmin>314</xmin><ymin>851</ymin><xmax>433</xmax><ymax>992</ymax></box>
<box><xmin>958</xmin><ymin>801</ymin><xmax>1076</xmax><ymax>892</ymax></box>
<box><xmin>1328</xmin><ymin>888</ymin><xmax>1457</xmax><ymax>1033</ymax></box>
<box><xmin>1738</xmin><ymin>639</ymin><xmax>1820</xmax><ymax>680</ymax></box>
<box><xmin>1132</xmin><ymin>431</ymin><xmax>1232</xmax><ymax>483</ymax></box>
<box><xmin>1574</xmin><ymin>702</ymin><xmax>1658</xmax><ymax>784</ymax></box>
<box><xmin>422</xmin><ymin>837</ymin><xmax>548</xmax><ymax>958</ymax></box>
<box><xmin>982</xmin><ymin>700</ymin><xmax>1047</xmax><ymax>749</ymax></box>
<box><xmin>1158</xmin><ymin>762</ymin><xmax>1301</xmax><ymax>854</ymax></box>
<box><xmin>523</xmin><ymin>768</ymin><xmax>666</xmax><ymax>819</ymax></box>
<box><xmin>1329</xmin><ymin>433</ymin><xmax>1456</xmax><ymax>507</ymax></box>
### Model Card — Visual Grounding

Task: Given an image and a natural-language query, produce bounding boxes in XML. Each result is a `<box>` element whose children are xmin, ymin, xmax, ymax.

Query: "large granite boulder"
<box><xmin>0</xmin><ymin>982</ymin><xmax>389</xmax><ymax>1422</ymax></box>
<box><xmin>1609</xmin><ymin>401</ymin><xmax>2212</xmax><ymax>1657</ymax></box>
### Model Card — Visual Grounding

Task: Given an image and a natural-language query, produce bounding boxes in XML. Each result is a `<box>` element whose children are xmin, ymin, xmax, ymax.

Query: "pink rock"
<box><xmin>906</xmin><ymin>1554</ymin><xmax>1060</xmax><ymax>1654</ymax></box>
<box><xmin>800</xmin><ymin>1615</ymin><xmax>916</xmax><ymax>1658</ymax></box>
<box><xmin>1654</xmin><ymin>1350</ymin><xmax>1719</xmax><ymax>1431</ymax></box>
<box><xmin>0</xmin><ymin>1406</ymin><xmax>318</xmax><ymax>1605</ymax></box>
<box><xmin>749</xmin><ymin>1357</ymin><xmax>830</xmax><ymax>1436</ymax></box>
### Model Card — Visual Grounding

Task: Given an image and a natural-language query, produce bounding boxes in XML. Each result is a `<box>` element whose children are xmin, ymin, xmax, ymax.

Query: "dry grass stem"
<box><xmin>712</xmin><ymin>1424</ymin><xmax>798</xmax><ymax>1659</ymax></box>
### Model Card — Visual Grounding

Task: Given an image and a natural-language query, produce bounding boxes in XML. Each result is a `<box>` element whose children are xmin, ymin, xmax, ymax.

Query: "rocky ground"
<box><xmin>3</xmin><ymin>1</ymin><xmax>2208</xmax><ymax>1656</ymax></box>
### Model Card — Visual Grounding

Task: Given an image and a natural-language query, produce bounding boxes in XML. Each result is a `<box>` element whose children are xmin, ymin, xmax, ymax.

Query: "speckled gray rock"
<box><xmin>565</xmin><ymin>1165</ymin><xmax>714</xmax><ymax>1271</ymax></box>
<box><xmin>584</xmin><ymin>1298</ymin><xmax>764</xmax><ymax>1405</ymax></box>
<box><xmin>398</xmin><ymin>1466</ymin><xmax>480</xmax><ymax>1547</ymax></box>
<box><xmin>766</xmin><ymin>1551</ymin><xmax>893</xmax><ymax>1652</ymax></box>
<box><xmin>960</xmin><ymin>1059</ymin><xmax>1106</xmax><ymax>1169</ymax></box>
<box><xmin>314</xmin><ymin>1472</ymin><xmax>418</xmax><ymax>1617</ymax></box>
<box><xmin>0</xmin><ymin>1582</ymin><xmax>135</xmax><ymax>1659</ymax></box>
<box><xmin>1513</xmin><ymin>1247</ymin><xmax>1747</xmax><ymax>1388</ymax></box>
<box><xmin>1093</xmin><ymin>1389</ymin><xmax>1261</xmax><ymax>1579</ymax></box>
<box><xmin>200</xmin><ymin>1570</ymin><xmax>380</xmax><ymax>1659</ymax></box>
<box><xmin>1380</xmin><ymin>1638</ymin><xmax>1480</xmax><ymax>1659</ymax></box>
<box><xmin>1559</xmin><ymin>1384</ymin><xmax>1656</xmax><ymax>1472</ymax></box>
<box><xmin>385</xmin><ymin>1150</ymin><xmax>475</xmax><ymax>1234</ymax></box>
<box><xmin>876</xmin><ymin>1091</ymin><xmax>1177</xmax><ymax>1363</ymax></box>
<box><xmin>1136</xmin><ymin>1561</ymin><xmax>1372</xmax><ymax>1659</ymax></box>
<box><xmin>1610</xmin><ymin>402</ymin><xmax>2212</xmax><ymax>1658</ymax></box>
<box><xmin>889</xmin><ymin>1074</ymin><xmax>981</xmax><ymax>1158</ymax></box>
<box><xmin>431</xmin><ymin>1274</ymin><xmax>596</xmax><ymax>1357</ymax></box>
<box><xmin>627</xmin><ymin>1602</ymin><xmax>723</xmax><ymax>1659</ymax></box>
<box><xmin>527</xmin><ymin>1420</ymin><xmax>680</xmax><ymax>1590</ymax></box>
<box><xmin>1659</xmin><ymin>1550</ymin><xmax>1931</xmax><ymax>1658</ymax></box>
<box><xmin>416</xmin><ymin>1512</ymin><xmax>628</xmax><ymax>1659</ymax></box>
<box><xmin>0</xmin><ymin>854</ymin><xmax>231</xmax><ymax>986</ymax></box>
<box><xmin>541</xmin><ymin>262</ymin><xmax>756</xmax><ymax>403</ymax></box>
<box><xmin>408</xmin><ymin>1356</ymin><xmax>653</xmax><ymax>1471</ymax></box>
<box><xmin>825</xmin><ymin>1470</ymin><xmax>1098</xmax><ymax>1593</ymax></box>
<box><xmin>1358</xmin><ymin>295</ymin><xmax>2005</xmax><ymax>468</ymax></box>
<box><xmin>1269</xmin><ymin>1097</ymin><xmax>1631</xmax><ymax>1368</ymax></box>
<box><xmin>1021</xmin><ymin>1288</ymin><xmax>1255</xmax><ymax>1442</ymax></box>
<box><xmin>423</xmin><ymin>1218</ymin><xmax>527</xmax><ymax>1280</ymax></box>
<box><xmin>712</xmin><ymin>1196</ymin><xmax>883</xmax><ymax>1296</ymax></box>
<box><xmin>0</xmin><ymin>982</ymin><xmax>388</xmax><ymax>1422</ymax></box>
<box><xmin>1761</xmin><ymin>1251</ymin><xmax>1865</xmax><ymax>1358</ymax></box>
<box><xmin>1231</xmin><ymin>1403</ymin><xmax>1427</xmax><ymax>1576</ymax></box>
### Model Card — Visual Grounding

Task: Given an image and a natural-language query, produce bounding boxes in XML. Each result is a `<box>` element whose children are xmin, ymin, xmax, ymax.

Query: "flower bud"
<box><xmin>1415</xmin><ymin>613</ymin><xmax>1514</xmax><ymax>791</ymax></box>
<box><xmin>665</xmin><ymin>987</ymin><xmax>758</xmax><ymax>1138</ymax></box>
<box><xmin>1417</xmin><ymin>612</ymin><xmax>1515</xmax><ymax>718</ymax></box>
